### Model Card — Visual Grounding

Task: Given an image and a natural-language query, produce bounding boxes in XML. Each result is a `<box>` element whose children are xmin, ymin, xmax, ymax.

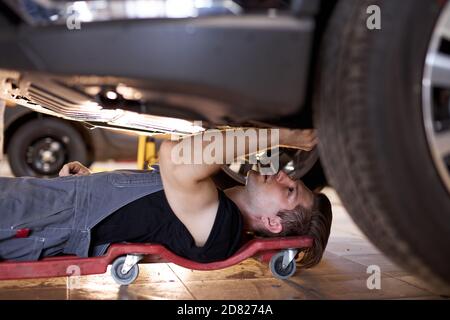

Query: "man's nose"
<box><xmin>276</xmin><ymin>170</ymin><xmax>289</xmax><ymax>182</ymax></box>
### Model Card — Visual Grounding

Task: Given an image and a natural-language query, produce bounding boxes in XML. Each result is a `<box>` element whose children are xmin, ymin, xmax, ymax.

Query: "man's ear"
<box><xmin>261</xmin><ymin>216</ymin><xmax>282</xmax><ymax>234</ymax></box>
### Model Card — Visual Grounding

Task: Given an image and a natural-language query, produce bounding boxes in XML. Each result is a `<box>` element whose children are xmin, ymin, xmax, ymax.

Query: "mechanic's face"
<box><xmin>245</xmin><ymin>170</ymin><xmax>314</xmax><ymax>218</ymax></box>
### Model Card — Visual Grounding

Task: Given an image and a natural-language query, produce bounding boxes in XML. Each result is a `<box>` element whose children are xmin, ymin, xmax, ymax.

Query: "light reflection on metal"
<box><xmin>105</xmin><ymin>91</ymin><xmax>118</xmax><ymax>100</ymax></box>
<box><xmin>6</xmin><ymin>0</ymin><xmax>243</xmax><ymax>26</ymax></box>
<box><xmin>0</xmin><ymin>78</ymin><xmax>205</xmax><ymax>135</ymax></box>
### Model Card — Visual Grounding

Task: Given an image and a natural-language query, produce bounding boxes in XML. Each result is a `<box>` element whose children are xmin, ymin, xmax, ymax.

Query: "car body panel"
<box><xmin>0</xmin><ymin>7</ymin><xmax>317</xmax><ymax>125</ymax></box>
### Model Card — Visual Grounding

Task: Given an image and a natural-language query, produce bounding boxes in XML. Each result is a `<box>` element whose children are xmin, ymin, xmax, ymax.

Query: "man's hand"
<box><xmin>59</xmin><ymin>161</ymin><xmax>92</xmax><ymax>177</ymax></box>
<box><xmin>279</xmin><ymin>129</ymin><xmax>318</xmax><ymax>151</ymax></box>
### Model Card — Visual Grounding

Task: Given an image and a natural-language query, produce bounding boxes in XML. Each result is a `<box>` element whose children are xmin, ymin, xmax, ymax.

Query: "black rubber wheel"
<box><xmin>7</xmin><ymin>118</ymin><xmax>89</xmax><ymax>177</ymax></box>
<box><xmin>269</xmin><ymin>251</ymin><xmax>297</xmax><ymax>280</ymax></box>
<box><xmin>314</xmin><ymin>0</ymin><xmax>450</xmax><ymax>293</ymax></box>
<box><xmin>110</xmin><ymin>256</ymin><xmax>139</xmax><ymax>286</ymax></box>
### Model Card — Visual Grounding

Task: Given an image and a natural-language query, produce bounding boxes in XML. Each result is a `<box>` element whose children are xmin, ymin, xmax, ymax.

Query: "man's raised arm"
<box><xmin>159</xmin><ymin>128</ymin><xmax>317</xmax><ymax>186</ymax></box>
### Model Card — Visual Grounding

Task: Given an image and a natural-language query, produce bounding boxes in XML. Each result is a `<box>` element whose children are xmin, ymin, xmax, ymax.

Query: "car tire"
<box><xmin>7</xmin><ymin>118</ymin><xmax>89</xmax><ymax>177</ymax></box>
<box><xmin>315</xmin><ymin>0</ymin><xmax>450</xmax><ymax>293</ymax></box>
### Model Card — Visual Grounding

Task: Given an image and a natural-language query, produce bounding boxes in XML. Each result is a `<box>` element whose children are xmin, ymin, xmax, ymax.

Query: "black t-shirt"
<box><xmin>90</xmin><ymin>189</ymin><xmax>243</xmax><ymax>263</ymax></box>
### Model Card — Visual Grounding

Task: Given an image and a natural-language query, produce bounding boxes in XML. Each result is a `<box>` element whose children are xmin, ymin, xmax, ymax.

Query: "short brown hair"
<box><xmin>255</xmin><ymin>193</ymin><xmax>333</xmax><ymax>269</ymax></box>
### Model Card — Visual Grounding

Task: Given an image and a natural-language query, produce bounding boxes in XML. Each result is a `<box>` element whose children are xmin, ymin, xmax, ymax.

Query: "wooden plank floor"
<box><xmin>0</xmin><ymin>160</ymin><xmax>447</xmax><ymax>300</ymax></box>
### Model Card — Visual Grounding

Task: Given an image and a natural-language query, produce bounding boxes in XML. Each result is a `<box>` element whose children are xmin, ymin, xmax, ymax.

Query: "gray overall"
<box><xmin>0</xmin><ymin>166</ymin><xmax>164</xmax><ymax>261</ymax></box>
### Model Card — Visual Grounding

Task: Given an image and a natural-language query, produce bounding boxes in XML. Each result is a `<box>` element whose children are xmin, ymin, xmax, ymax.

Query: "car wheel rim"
<box><xmin>422</xmin><ymin>2</ymin><xmax>450</xmax><ymax>195</ymax></box>
<box><xmin>26</xmin><ymin>137</ymin><xmax>67</xmax><ymax>175</ymax></box>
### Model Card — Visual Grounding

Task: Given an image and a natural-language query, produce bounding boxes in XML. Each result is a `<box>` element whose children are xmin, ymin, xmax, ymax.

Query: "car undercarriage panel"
<box><xmin>0</xmin><ymin>6</ymin><xmax>316</xmax><ymax>133</ymax></box>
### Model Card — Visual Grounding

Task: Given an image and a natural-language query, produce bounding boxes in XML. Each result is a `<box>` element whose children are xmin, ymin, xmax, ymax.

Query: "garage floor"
<box><xmin>0</xmin><ymin>160</ymin><xmax>447</xmax><ymax>300</ymax></box>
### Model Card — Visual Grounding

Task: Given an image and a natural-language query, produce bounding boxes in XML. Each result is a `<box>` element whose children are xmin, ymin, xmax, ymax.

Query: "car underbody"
<box><xmin>0</xmin><ymin>0</ymin><xmax>323</xmax><ymax>136</ymax></box>
<box><xmin>0</xmin><ymin>0</ymin><xmax>449</xmax><ymax>294</ymax></box>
